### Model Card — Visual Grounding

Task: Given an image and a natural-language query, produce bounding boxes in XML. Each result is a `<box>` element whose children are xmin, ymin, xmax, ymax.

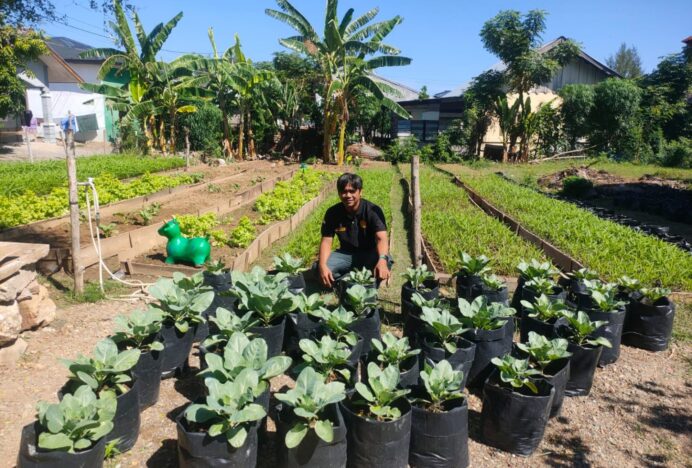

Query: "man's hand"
<box><xmin>374</xmin><ymin>258</ymin><xmax>390</xmax><ymax>283</ymax></box>
<box><xmin>318</xmin><ymin>263</ymin><xmax>335</xmax><ymax>288</ymax></box>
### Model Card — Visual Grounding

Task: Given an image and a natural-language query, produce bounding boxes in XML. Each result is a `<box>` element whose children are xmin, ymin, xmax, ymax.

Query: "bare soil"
<box><xmin>0</xmin><ymin>290</ymin><xmax>690</xmax><ymax>467</ymax></box>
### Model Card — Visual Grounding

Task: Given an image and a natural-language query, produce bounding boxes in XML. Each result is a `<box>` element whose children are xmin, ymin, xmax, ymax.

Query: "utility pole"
<box><xmin>64</xmin><ymin>112</ymin><xmax>83</xmax><ymax>293</ymax></box>
<box><xmin>411</xmin><ymin>155</ymin><xmax>422</xmax><ymax>267</ymax></box>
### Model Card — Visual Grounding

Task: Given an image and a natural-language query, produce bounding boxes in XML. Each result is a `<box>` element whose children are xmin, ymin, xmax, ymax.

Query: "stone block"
<box><xmin>18</xmin><ymin>285</ymin><xmax>56</xmax><ymax>331</ymax></box>
<box><xmin>0</xmin><ymin>338</ymin><xmax>27</xmax><ymax>366</ymax></box>
<box><xmin>0</xmin><ymin>268</ymin><xmax>37</xmax><ymax>302</ymax></box>
<box><xmin>0</xmin><ymin>301</ymin><xmax>21</xmax><ymax>345</ymax></box>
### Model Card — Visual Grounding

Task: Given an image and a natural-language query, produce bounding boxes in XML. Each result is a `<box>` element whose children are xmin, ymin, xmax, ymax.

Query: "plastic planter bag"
<box><xmin>565</xmin><ymin>342</ymin><xmax>602</xmax><ymax>397</ymax></box>
<box><xmin>622</xmin><ymin>298</ymin><xmax>675</xmax><ymax>352</ymax></box>
<box><xmin>17</xmin><ymin>422</ymin><xmax>107</xmax><ymax>468</ymax></box>
<box><xmin>133</xmin><ymin>349</ymin><xmax>163</xmax><ymax>410</ymax></box>
<box><xmin>160</xmin><ymin>323</ymin><xmax>195</xmax><ymax>378</ymax></box>
<box><xmin>409</xmin><ymin>396</ymin><xmax>469</xmax><ymax>468</ymax></box>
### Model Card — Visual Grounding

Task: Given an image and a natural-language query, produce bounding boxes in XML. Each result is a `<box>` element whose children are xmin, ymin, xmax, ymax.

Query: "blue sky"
<box><xmin>43</xmin><ymin>0</ymin><xmax>692</xmax><ymax>94</ymax></box>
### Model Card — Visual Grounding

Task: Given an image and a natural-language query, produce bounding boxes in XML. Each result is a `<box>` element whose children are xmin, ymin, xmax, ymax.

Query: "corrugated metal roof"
<box><xmin>45</xmin><ymin>36</ymin><xmax>103</xmax><ymax>62</ymax></box>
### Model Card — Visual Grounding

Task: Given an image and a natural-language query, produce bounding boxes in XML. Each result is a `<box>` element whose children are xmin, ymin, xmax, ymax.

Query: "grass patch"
<box><xmin>672</xmin><ymin>299</ymin><xmax>692</xmax><ymax>344</ymax></box>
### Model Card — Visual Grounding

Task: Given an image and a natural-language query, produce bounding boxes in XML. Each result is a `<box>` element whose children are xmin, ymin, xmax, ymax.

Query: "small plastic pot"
<box><xmin>160</xmin><ymin>322</ymin><xmax>195</xmax><ymax>378</ymax></box>
<box><xmin>421</xmin><ymin>337</ymin><xmax>476</xmax><ymax>390</ymax></box>
<box><xmin>275</xmin><ymin>403</ymin><xmax>347</xmax><ymax>468</ymax></box>
<box><xmin>340</xmin><ymin>397</ymin><xmax>412</xmax><ymax>468</ymax></box>
<box><xmin>249</xmin><ymin>316</ymin><xmax>287</xmax><ymax>358</ymax></box>
<box><xmin>480</xmin><ymin>372</ymin><xmax>554</xmax><ymax>456</ymax></box>
<box><xmin>17</xmin><ymin>421</ymin><xmax>107</xmax><ymax>468</ymax></box>
<box><xmin>409</xmin><ymin>394</ymin><xmax>469</xmax><ymax>468</ymax></box>
<box><xmin>623</xmin><ymin>297</ymin><xmax>675</xmax><ymax>352</ymax></box>
<box><xmin>586</xmin><ymin>306</ymin><xmax>626</xmax><ymax>365</ymax></box>
<box><xmin>519</xmin><ymin>315</ymin><xmax>568</xmax><ymax>343</ymax></box>
<box><xmin>176</xmin><ymin>411</ymin><xmax>259</xmax><ymax>468</ymax></box>
<box><xmin>463</xmin><ymin>319</ymin><xmax>514</xmax><ymax>389</ymax></box>
<box><xmin>133</xmin><ymin>349</ymin><xmax>163</xmax><ymax>410</ymax></box>
<box><xmin>347</xmin><ymin>308</ymin><xmax>381</xmax><ymax>357</ymax></box>
<box><xmin>565</xmin><ymin>341</ymin><xmax>603</xmax><ymax>397</ymax></box>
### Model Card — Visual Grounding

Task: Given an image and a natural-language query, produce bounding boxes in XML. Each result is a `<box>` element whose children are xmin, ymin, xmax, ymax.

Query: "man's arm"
<box><xmin>318</xmin><ymin>236</ymin><xmax>335</xmax><ymax>287</ymax></box>
<box><xmin>373</xmin><ymin>230</ymin><xmax>390</xmax><ymax>282</ymax></box>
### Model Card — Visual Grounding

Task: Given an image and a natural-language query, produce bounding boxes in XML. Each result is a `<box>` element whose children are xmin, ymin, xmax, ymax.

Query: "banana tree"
<box><xmin>494</xmin><ymin>95</ymin><xmax>520</xmax><ymax>163</ymax></box>
<box><xmin>266</xmin><ymin>0</ymin><xmax>410</xmax><ymax>164</ymax></box>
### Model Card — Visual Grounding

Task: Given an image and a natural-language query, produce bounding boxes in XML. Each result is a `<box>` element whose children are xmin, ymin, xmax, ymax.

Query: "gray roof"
<box><xmin>370</xmin><ymin>73</ymin><xmax>419</xmax><ymax>102</ymax></box>
<box><xmin>46</xmin><ymin>36</ymin><xmax>103</xmax><ymax>62</ymax></box>
<box><xmin>434</xmin><ymin>36</ymin><xmax>620</xmax><ymax>99</ymax></box>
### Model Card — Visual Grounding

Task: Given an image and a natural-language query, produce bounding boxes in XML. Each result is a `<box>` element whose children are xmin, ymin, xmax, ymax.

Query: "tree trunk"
<box><xmin>221</xmin><ymin>98</ymin><xmax>232</xmax><ymax>158</ymax></box>
<box><xmin>159</xmin><ymin>119</ymin><xmax>167</xmax><ymax>155</ymax></box>
<box><xmin>144</xmin><ymin>115</ymin><xmax>154</xmax><ymax>153</ymax></box>
<box><xmin>169</xmin><ymin>110</ymin><xmax>177</xmax><ymax>155</ymax></box>
<box><xmin>237</xmin><ymin>107</ymin><xmax>245</xmax><ymax>161</ymax></box>
<box><xmin>247</xmin><ymin>110</ymin><xmax>256</xmax><ymax>160</ymax></box>
<box><xmin>337</xmin><ymin>118</ymin><xmax>347</xmax><ymax>166</ymax></box>
<box><xmin>322</xmin><ymin>109</ymin><xmax>333</xmax><ymax>164</ymax></box>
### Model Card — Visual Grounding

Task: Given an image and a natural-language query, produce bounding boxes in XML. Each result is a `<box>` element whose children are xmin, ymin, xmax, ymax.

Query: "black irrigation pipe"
<box><xmin>494</xmin><ymin>172</ymin><xmax>692</xmax><ymax>254</ymax></box>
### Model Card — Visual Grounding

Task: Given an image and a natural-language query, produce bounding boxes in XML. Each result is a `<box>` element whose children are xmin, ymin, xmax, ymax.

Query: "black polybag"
<box><xmin>160</xmin><ymin>322</ymin><xmax>195</xmax><ymax>378</ymax></box>
<box><xmin>463</xmin><ymin>319</ymin><xmax>514</xmax><ymax>388</ymax></box>
<box><xmin>347</xmin><ymin>308</ymin><xmax>381</xmax><ymax>357</ymax></box>
<box><xmin>565</xmin><ymin>342</ymin><xmax>602</xmax><ymax>397</ymax></box>
<box><xmin>106</xmin><ymin>379</ymin><xmax>140</xmax><ymax>452</ymax></box>
<box><xmin>622</xmin><ymin>298</ymin><xmax>675</xmax><ymax>351</ymax></box>
<box><xmin>249</xmin><ymin>316</ymin><xmax>286</xmax><ymax>358</ymax></box>
<box><xmin>586</xmin><ymin>307</ymin><xmax>626</xmax><ymax>365</ymax></box>
<box><xmin>409</xmin><ymin>396</ymin><xmax>469</xmax><ymax>468</ymax></box>
<box><xmin>480</xmin><ymin>372</ymin><xmax>554</xmax><ymax>456</ymax></box>
<box><xmin>341</xmin><ymin>398</ymin><xmax>411</xmax><ymax>468</ymax></box>
<box><xmin>17</xmin><ymin>421</ymin><xmax>106</xmax><ymax>468</ymax></box>
<box><xmin>132</xmin><ymin>349</ymin><xmax>162</xmax><ymax>410</ymax></box>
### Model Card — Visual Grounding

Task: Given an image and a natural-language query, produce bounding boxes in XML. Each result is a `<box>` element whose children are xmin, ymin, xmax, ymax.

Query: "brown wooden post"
<box><xmin>66</xmin><ymin>140</ymin><xmax>84</xmax><ymax>293</ymax></box>
<box><xmin>411</xmin><ymin>155</ymin><xmax>422</xmax><ymax>267</ymax></box>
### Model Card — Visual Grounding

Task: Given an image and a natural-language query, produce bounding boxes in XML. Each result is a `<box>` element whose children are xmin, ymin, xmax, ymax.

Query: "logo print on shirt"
<box><xmin>359</xmin><ymin>220</ymin><xmax>367</xmax><ymax>229</ymax></box>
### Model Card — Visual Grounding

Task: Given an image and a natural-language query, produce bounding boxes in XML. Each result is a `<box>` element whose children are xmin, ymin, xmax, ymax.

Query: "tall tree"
<box><xmin>0</xmin><ymin>26</ymin><xmax>46</xmax><ymax>118</ymax></box>
<box><xmin>480</xmin><ymin>10</ymin><xmax>580</xmax><ymax>161</ymax></box>
<box><xmin>418</xmin><ymin>85</ymin><xmax>429</xmax><ymax>100</ymax></box>
<box><xmin>0</xmin><ymin>0</ymin><xmax>132</xmax><ymax>27</ymax></box>
<box><xmin>606</xmin><ymin>43</ymin><xmax>643</xmax><ymax>78</ymax></box>
<box><xmin>493</xmin><ymin>95</ymin><xmax>520</xmax><ymax>161</ymax></box>
<box><xmin>266</xmin><ymin>0</ymin><xmax>410</xmax><ymax>164</ymax></box>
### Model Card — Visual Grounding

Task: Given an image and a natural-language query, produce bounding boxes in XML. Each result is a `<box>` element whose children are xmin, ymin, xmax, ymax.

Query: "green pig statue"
<box><xmin>157</xmin><ymin>219</ymin><xmax>211</xmax><ymax>267</ymax></box>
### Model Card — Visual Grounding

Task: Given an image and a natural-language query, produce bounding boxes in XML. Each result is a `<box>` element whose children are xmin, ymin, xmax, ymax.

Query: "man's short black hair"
<box><xmin>337</xmin><ymin>173</ymin><xmax>363</xmax><ymax>193</ymax></box>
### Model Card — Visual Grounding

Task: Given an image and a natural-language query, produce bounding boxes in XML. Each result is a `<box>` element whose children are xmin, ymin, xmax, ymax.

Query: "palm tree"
<box><xmin>494</xmin><ymin>95</ymin><xmax>520</xmax><ymax>162</ymax></box>
<box><xmin>266</xmin><ymin>0</ymin><xmax>411</xmax><ymax>164</ymax></box>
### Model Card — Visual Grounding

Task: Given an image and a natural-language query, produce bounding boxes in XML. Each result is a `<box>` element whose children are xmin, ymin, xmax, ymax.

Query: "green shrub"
<box><xmin>177</xmin><ymin>102</ymin><xmax>224</xmax><ymax>156</ymax></box>
<box><xmin>658</xmin><ymin>138</ymin><xmax>691</xmax><ymax>168</ymax></box>
<box><xmin>385</xmin><ymin>136</ymin><xmax>419</xmax><ymax>163</ymax></box>
<box><xmin>561</xmin><ymin>176</ymin><xmax>594</xmax><ymax>198</ymax></box>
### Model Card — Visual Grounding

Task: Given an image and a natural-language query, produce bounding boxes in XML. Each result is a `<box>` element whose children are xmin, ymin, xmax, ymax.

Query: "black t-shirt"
<box><xmin>321</xmin><ymin>199</ymin><xmax>387</xmax><ymax>253</ymax></box>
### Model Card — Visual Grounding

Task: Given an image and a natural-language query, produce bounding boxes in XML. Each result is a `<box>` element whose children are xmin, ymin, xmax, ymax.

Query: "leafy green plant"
<box><xmin>582</xmin><ymin>279</ymin><xmax>618</xmax><ymax>296</ymax></box>
<box><xmin>274</xmin><ymin>367</ymin><xmax>346</xmax><ymax>448</ymax></box>
<box><xmin>354</xmin><ymin>363</ymin><xmax>410</xmax><ymax>421</ymax></box>
<box><xmin>111</xmin><ymin>308</ymin><xmax>164</xmax><ymax>352</ymax></box>
<box><xmin>229</xmin><ymin>216</ymin><xmax>256</xmax><ymax>248</ymax></box>
<box><xmin>254</xmin><ymin>169</ymin><xmax>329</xmax><ymax>223</ymax></box>
<box><xmin>35</xmin><ymin>385</ymin><xmax>116</xmax><ymax>453</ymax></box>
<box><xmin>342</xmin><ymin>284</ymin><xmax>377</xmax><ymax>316</ymax></box>
<box><xmin>371</xmin><ymin>332</ymin><xmax>420</xmax><ymax>367</ymax></box>
<box><xmin>273</xmin><ymin>253</ymin><xmax>308</xmax><ymax>275</ymax></box>
<box><xmin>480</xmin><ymin>273</ymin><xmax>505</xmax><ymax>291</ymax></box>
<box><xmin>294</xmin><ymin>293</ymin><xmax>331</xmax><ymax>315</ymax></box>
<box><xmin>402</xmin><ymin>264</ymin><xmax>435</xmax><ymax>291</ymax></box>
<box><xmin>561</xmin><ymin>176</ymin><xmax>593</xmax><ymax>198</ymax></box>
<box><xmin>198</xmin><ymin>332</ymin><xmax>292</xmax><ymax>385</ymax></box>
<box><xmin>205</xmin><ymin>258</ymin><xmax>228</xmax><ymax>275</ymax></box>
<box><xmin>148</xmin><ymin>272</ymin><xmax>215</xmax><ymax>333</ymax></box>
<box><xmin>561</xmin><ymin>311</ymin><xmax>613</xmax><ymax>348</ymax></box>
<box><xmin>230</xmin><ymin>267</ymin><xmax>297</xmax><ymax>325</ymax></box>
<box><xmin>61</xmin><ymin>338</ymin><xmax>141</xmax><ymax>396</ymax></box>
<box><xmin>524</xmin><ymin>277</ymin><xmax>558</xmax><ymax>296</ymax></box>
<box><xmin>457</xmin><ymin>296</ymin><xmax>515</xmax><ymax>331</ymax></box>
<box><xmin>176</xmin><ymin>212</ymin><xmax>228</xmax><ymax>246</ymax></box>
<box><xmin>207</xmin><ymin>183</ymin><xmax>222</xmax><ymax>193</ymax></box>
<box><xmin>411</xmin><ymin>293</ymin><xmax>451</xmax><ymax>312</ymax></box>
<box><xmin>308</xmin><ymin>306</ymin><xmax>358</xmax><ymax>346</ymax></box>
<box><xmin>138</xmin><ymin>202</ymin><xmax>161</xmax><ymax>226</ymax></box>
<box><xmin>639</xmin><ymin>287</ymin><xmax>671</xmax><ymax>305</ymax></box>
<box><xmin>203</xmin><ymin>308</ymin><xmax>259</xmax><ymax>350</ymax></box>
<box><xmin>570</xmin><ymin>268</ymin><xmax>599</xmax><ymax>281</ymax></box>
<box><xmin>516</xmin><ymin>332</ymin><xmax>572</xmax><ymax>372</ymax></box>
<box><xmin>588</xmin><ymin>289</ymin><xmax>626</xmax><ymax>313</ymax></box>
<box><xmin>616</xmin><ymin>276</ymin><xmax>641</xmax><ymax>294</ymax></box>
<box><xmin>344</xmin><ymin>267</ymin><xmax>375</xmax><ymax>285</ymax></box>
<box><xmin>298</xmin><ymin>335</ymin><xmax>353</xmax><ymax>382</ymax></box>
<box><xmin>456</xmin><ymin>252</ymin><xmax>491</xmax><ymax>277</ymax></box>
<box><xmin>521</xmin><ymin>294</ymin><xmax>570</xmax><ymax>321</ymax></box>
<box><xmin>517</xmin><ymin>259</ymin><xmax>558</xmax><ymax>281</ymax></box>
<box><xmin>417</xmin><ymin>360</ymin><xmax>465</xmax><ymax>412</ymax></box>
<box><xmin>184</xmin><ymin>369</ymin><xmax>266</xmax><ymax>448</ymax></box>
<box><xmin>98</xmin><ymin>223</ymin><xmax>118</xmax><ymax>238</ymax></box>
<box><xmin>490</xmin><ymin>355</ymin><xmax>541</xmax><ymax>393</ymax></box>
<box><xmin>420</xmin><ymin>307</ymin><xmax>468</xmax><ymax>353</ymax></box>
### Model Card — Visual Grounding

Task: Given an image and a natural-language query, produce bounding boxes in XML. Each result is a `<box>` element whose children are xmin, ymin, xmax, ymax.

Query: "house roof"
<box><xmin>370</xmin><ymin>73</ymin><xmax>420</xmax><ymax>102</ymax></box>
<box><xmin>45</xmin><ymin>36</ymin><xmax>104</xmax><ymax>62</ymax></box>
<box><xmin>433</xmin><ymin>36</ymin><xmax>621</xmax><ymax>99</ymax></box>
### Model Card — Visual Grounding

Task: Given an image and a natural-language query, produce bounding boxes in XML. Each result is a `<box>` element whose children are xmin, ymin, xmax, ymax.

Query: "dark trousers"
<box><xmin>316</xmin><ymin>249</ymin><xmax>394</xmax><ymax>284</ymax></box>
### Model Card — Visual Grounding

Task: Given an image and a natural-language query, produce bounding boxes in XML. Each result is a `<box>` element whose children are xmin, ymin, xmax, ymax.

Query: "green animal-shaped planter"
<box><xmin>157</xmin><ymin>219</ymin><xmax>211</xmax><ymax>267</ymax></box>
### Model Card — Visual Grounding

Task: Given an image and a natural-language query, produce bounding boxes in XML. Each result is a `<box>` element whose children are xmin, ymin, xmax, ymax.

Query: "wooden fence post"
<box><xmin>411</xmin><ymin>155</ymin><xmax>422</xmax><ymax>267</ymax></box>
<box><xmin>66</xmin><ymin>142</ymin><xmax>84</xmax><ymax>294</ymax></box>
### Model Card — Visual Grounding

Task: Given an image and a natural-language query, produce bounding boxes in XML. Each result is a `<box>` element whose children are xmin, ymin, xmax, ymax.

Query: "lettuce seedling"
<box><xmin>561</xmin><ymin>311</ymin><xmax>613</xmax><ymax>348</ymax></box>
<box><xmin>229</xmin><ymin>267</ymin><xmax>297</xmax><ymax>326</ymax></box>
<box><xmin>371</xmin><ymin>332</ymin><xmax>420</xmax><ymax>367</ymax></box>
<box><xmin>457</xmin><ymin>296</ymin><xmax>515</xmax><ymax>331</ymax></box>
<box><xmin>521</xmin><ymin>294</ymin><xmax>570</xmax><ymax>321</ymax></box>
<box><xmin>343</xmin><ymin>267</ymin><xmax>375</xmax><ymax>285</ymax></box>
<box><xmin>524</xmin><ymin>277</ymin><xmax>558</xmax><ymax>296</ymax></box>
<box><xmin>402</xmin><ymin>264</ymin><xmax>435</xmax><ymax>291</ymax></box>
<box><xmin>570</xmin><ymin>268</ymin><xmax>599</xmax><ymax>281</ymax></box>
<box><xmin>417</xmin><ymin>360</ymin><xmax>465</xmax><ymax>412</ymax></box>
<box><xmin>411</xmin><ymin>293</ymin><xmax>451</xmax><ymax>312</ymax></box>
<box><xmin>308</xmin><ymin>306</ymin><xmax>358</xmax><ymax>346</ymax></box>
<box><xmin>639</xmin><ymin>287</ymin><xmax>671</xmax><ymax>305</ymax></box>
<box><xmin>148</xmin><ymin>272</ymin><xmax>215</xmax><ymax>333</ymax></box>
<box><xmin>298</xmin><ymin>335</ymin><xmax>353</xmax><ymax>382</ymax></box>
<box><xmin>420</xmin><ymin>306</ymin><xmax>467</xmax><ymax>353</ymax></box>
<box><xmin>275</xmin><ymin>367</ymin><xmax>346</xmax><ymax>448</ymax></box>
<box><xmin>36</xmin><ymin>385</ymin><xmax>116</xmax><ymax>453</ymax></box>
<box><xmin>616</xmin><ymin>276</ymin><xmax>641</xmax><ymax>295</ymax></box>
<box><xmin>491</xmin><ymin>354</ymin><xmax>542</xmax><ymax>393</ymax></box>
<box><xmin>516</xmin><ymin>332</ymin><xmax>572</xmax><ymax>372</ymax></box>
<box><xmin>273</xmin><ymin>253</ymin><xmax>308</xmax><ymax>275</ymax></box>
<box><xmin>112</xmin><ymin>307</ymin><xmax>164</xmax><ymax>352</ymax></box>
<box><xmin>342</xmin><ymin>284</ymin><xmax>378</xmax><ymax>316</ymax></box>
<box><xmin>480</xmin><ymin>273</ymin><xmax>505</xmax><ymax>291</ymax></box>
<box><xmin>455</xmin><ymin>251</ymin><xmax>491</xmax><ymax>277</ymax></box>
<box><xmin>184</xmin><ymin>369</ymin><xmax>266</xmax><ymax>448</ymax></box>
<box><xmin>203</xmin><ymin>308</ymin><xmax>258</xmax><ymax>349</ymax></box>
<box><xmin>61</xmin><ymin>338</ymin><xmax>140</xmax><ymax>396</ymax></box>
<box><xmin>354</xmin><ymin>363</ymin><xmax>410</xmax><ymax>421</ymax></box>
<box><xmin>517</xmin><ymin>259</ymin><xmax>558</xmax><ymax>281</ymax></box>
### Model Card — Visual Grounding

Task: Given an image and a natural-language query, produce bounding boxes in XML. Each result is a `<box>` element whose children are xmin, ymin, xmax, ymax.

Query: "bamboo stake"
<box><xmin>65</xmin><ymin>128</ymin><xmax>83</xmax><ymax>293</ymax></box>
<box><xmin>411</xmin><ymin>155</ymin><xmax>422</xmax><ymax>267</ymax></box>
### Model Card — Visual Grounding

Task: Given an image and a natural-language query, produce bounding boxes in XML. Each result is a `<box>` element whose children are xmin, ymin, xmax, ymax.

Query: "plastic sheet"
<box><xmin>481</xmin><ymin>373</ymin><xmax>554</xmax><ymax>456</ymax></box>
<box><xmin>421</xmin><ymin>337</ymin><xmax>476</xmax><ymax>390</ymax></box>
<box><xmin>276</xmin><ymin>403</ymin><xmax>347</xmax><ymax>468</ymax></box>
<box><xmin>565</xmin><ymin>342</ymin><xmax>602</xmax><ymax>396</ymax></box>
<box><xmin>17</xmin><ymin>421</ymin><xmax>106</xmax><ymax>468</ymax></box>
<box><xmin>622</xmin><ymin>298</ymin><xmax>675</xmax><ymax>352</ymax></box>
<box><xmin>409</xmin><ymin>397</ymin><xmax>469</xmax><ymax>468</ymax></box>
<box><xmin>341</xmin><ymin>398</ymin><xmax>411</xmax><ymax>468</ymax></box>
<box><xmin>249</xmin><ymin>317</ymin><xmax>286</xmax><ymax>358</ymax></box>
<box><xmin>133</xmin><ymin>349</ymin><xmax>162</xmax><ymax>410</ymax></box>
<box><xmin>176</xmin><ymin>412</ymin><xmax>258</xmax><ymax>468</ymax></box>
<box><xmin>586</xmin><ymin>307</ymin><xmax>626</xmax><ymax>365</ymax></box>
<box><xmin>160</xmin><ymin>323</ymin><xmax>195</xmax><ymax>378</ymax></box>
<box><xmin>463</xmin><ymin>319</ymin><xmax>514</xmax><ymax>388</ymax></box>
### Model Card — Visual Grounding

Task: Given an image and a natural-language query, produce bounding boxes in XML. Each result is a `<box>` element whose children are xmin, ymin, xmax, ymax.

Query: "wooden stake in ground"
<box><xmin>24</xmin><ymin>127</ymin><xmax>33</xmax><ymax>163</ymax></box>
<box><xmin>64</xmin><ymin>116</ymin><xmax>83</xmax><ymax>293</ymax></box>
<box><xmin>411</xmin><ymin>155</ymin><xmax>422</xmax><ymax>267</ymax></box>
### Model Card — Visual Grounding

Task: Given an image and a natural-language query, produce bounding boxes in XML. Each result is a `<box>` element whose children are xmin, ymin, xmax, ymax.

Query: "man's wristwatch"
<box><xmin>378</xmin><ymin>255</ymin><xmax>388</xmax><ymax>260</ymax></box>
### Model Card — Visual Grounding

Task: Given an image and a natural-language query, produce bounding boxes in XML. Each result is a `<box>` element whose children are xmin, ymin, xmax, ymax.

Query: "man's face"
<box><xmin>339</xmin><ymin>183</ymin><xmax>362</xmax><ymax>210</ymax></box>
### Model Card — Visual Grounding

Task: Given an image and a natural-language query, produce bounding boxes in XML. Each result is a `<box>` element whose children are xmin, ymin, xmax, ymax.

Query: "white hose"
<box><xmin>81</xmin><ymin>179</ymin><xmax>154</xmax><ymax>299</ymax></box>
